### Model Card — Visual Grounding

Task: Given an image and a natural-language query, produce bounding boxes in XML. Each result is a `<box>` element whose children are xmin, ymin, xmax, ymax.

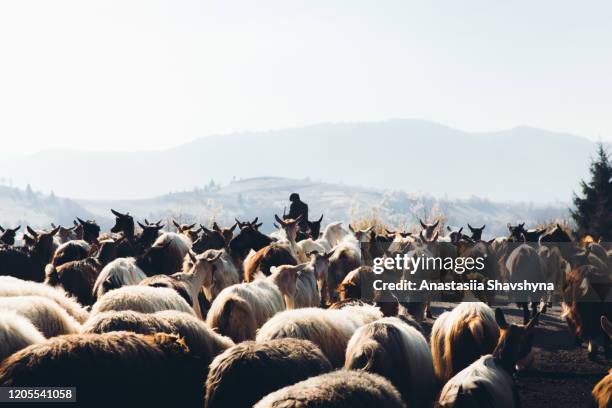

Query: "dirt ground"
<box><xmin>426</xmin><ymin>303</ymin><xmax>609</xmax><ymax>408</ymax></box>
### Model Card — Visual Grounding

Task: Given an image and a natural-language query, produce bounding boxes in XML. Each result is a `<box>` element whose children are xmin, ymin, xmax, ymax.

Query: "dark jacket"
<box><xmin>288</xmin><ymin>200</ymin><xmax>309</xmax><ymax>229</ymax></box>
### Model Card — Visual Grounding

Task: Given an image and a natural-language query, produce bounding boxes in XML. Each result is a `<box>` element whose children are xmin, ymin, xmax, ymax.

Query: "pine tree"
<box><xmin>571</xmin><ymin>143</ymin><xmax>612</xmax><ymax>240</ymax></box>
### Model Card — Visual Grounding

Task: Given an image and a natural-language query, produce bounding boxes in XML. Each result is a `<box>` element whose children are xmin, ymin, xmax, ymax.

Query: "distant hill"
<box><xmin>74</xmin><ymin>177</ymin><xmax>569</xmax><ymax>239</ymax></box>
<box><xmin>0</xmin><ymin>119</ymin><xmax>603</xmax><ymax>202</ymax></box>
<box><xmin>0</xmin><ymin>185</ymin><xmax>93</xmax><ymax>229</ymax></box>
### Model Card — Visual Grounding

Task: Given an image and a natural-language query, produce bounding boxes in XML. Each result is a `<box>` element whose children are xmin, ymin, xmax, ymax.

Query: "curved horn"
<box><xmin>212</xmin><ymin>222</ymin><xmax>221</xmax><ymax>231</ymax></box>
<box><xmin>274</xmin><ymin>214</ymin><xmax>285</xmax><ymax>225</ymax></box>
<box><xmin>77</xmin><ymin>217</ymin><xmax>87</xmax><ymax>225</ymax></box>
<box><xmin>0</xmin><ymin>225</ymin><xmax>4</xmax><ymax>232</ymax></box>
<box><xmin>111</xmin><ymin>209</ymin><xmax>124</xmax><ymax>217</ymax></box>
<box><xmin>137</xmin><ymin>221</ymin><xmax>146</xmax><ymax>229</ymax></box>
<box><xmin>316</xmin><ymin>214</ymin><xmax>323</xmax><ymax>223</ymax></box>
<box><xmin>12</xmin><ymin>226</ymin><xmax>21</xmax><ymax>232</ymax></box>
<box><xmin>27</xmin><ymin>226</ymin><xmax>38</xmax><ymax>237</ymax></box>
<box><xmin>251</xmin><ymin>217</ymin><xmax>258</xmax><ymax>224</ymax></box>
<box><xmin>419</xmin><ymin>219</ymin><xmax>427</xmax><ymax>229</ymax></box>
<box><xmin>432</xmin><ymin>219</ymin><xmax>439</xmax><ymax>229</ymax></box>
<box><xmin>172</xmin><ymin>220</ymin><xmax>181</xmax><ymax>229</ymax></box>
<box><xmin>229</xmin><ymin>222</ymin><xmax>238</xmax><ymax>231</ymax></box>
<box><xmin>468</xmin><ymin>223</ymin><xmax>474</xmax><ymax>231</ymax></box>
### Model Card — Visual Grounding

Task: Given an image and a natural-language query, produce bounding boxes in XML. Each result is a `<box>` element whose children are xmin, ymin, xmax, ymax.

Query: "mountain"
<box><xmin>0</xmin><ymin>120</ymin><xmax>602</xmax><ymax>202</ymax></box>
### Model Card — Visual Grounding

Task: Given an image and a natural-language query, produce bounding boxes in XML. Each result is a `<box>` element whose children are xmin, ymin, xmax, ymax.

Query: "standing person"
<box><xmin>287</xmin><ymin>193</ymin><xmax>309</xmax><ymax>230</ymax></box>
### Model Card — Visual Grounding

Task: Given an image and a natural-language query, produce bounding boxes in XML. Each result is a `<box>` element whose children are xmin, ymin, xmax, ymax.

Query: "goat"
<box><xmin>45</xmin><ymin>239</ymin><xmax>118</xmax><ymax>306</ymax></box>
<box><xmin>92</xmin><ymin>257</ymin><xmax>147</xmax><ymax>300</ymax></box>
<box><xmin>243</xmin><ymin>243</ymin><xmax>298</xmax><ymax>282</ymax></box>
<box><xmin>183</xmin><ymin>249</ymin><xmax>240</xmax><ymax>306</ymax></box>
<box><xmin>338</xmin><ymin>266</ymin><xmax>376</xmax><ymax>302</ymax></box>
<box><xmin>0</xmin><ymin>296</ymin><xmax>81</xmax><ymax>337</ymax></box>
<box><xmin>173</xmin><ymin>220</ymin><xmax>198</xmax><ymax>241</ymax></box>
<box><xmin>205</xmin><ymin>338</ymin><xmax>332</xmax><ymax>408</ymax></box>
<box><xmin>430</xmin><ymin>302</ymin><xmax>500</xmax><ymax>384</ymax></box>
<box><xmin>345</xmin><ymin>316</ymin><xmax>435</xmax><ymax>408</ymax></box>
<box><xmin>135</xmin><ymin>221</ymin><xmax>164</xmax><ymax>252</ymax></box>
<box><xmin>562</xmin><ymin>263</ymin><xmax>612</xmax><ymax>359</ymax></box>
<box><xmin>75</xmin><ymin>218</ymin><xmax>101</xmax><ymax>245</ymax></box>
<box><xmin>0</xmin><ymin>332</ymin><xmax>206</xmax><ymax>407</ymax></box>
<box><xmin>206</xmin><ymin>266</ymin><xmax>299</xmax><ymax>342</ymax></box>
<box><xmin>90</xmin><ymin>286</ymin><xmax>195</xmax><ymax>316</ymax></box>
<box><xmin>256</xmin><ymin>303</ymin><xmax>383</xmax><ymax>367</ymax></box>
<box><xmin>82</xmin><ymin>309</ymin><xmax>233</xmax><ymax>359</ymax></box>
<box><xmin>227</xmin><ymin>224</ymin><xmax>274</xmax><ymax>275</ymax></box>
<box><xmin>0</xmin><ymin>311</ymin><xmax>45</xmax><ymax>362</ymax></box>
<box><xmin>51</xmin><ymin>223</ymin><xmax>78</xmax><ymax>244</ymax></box>
<box><xmin>0</xmin><ymin>226</ymin><xmax>59</xmax><ymax>282</ymax></box>
<box><xmin>212</xmin><ymin>221</ymin><xmax>238</xmax><ymax>244</ymax></box>
<box><xmin>0</xmin><ymin>276</ymin><xmax>89</xmax><ymax>323</ymax></box>
<box><xmin>0</xmin><ymin>225</ymin><xmax>20</xmax><ymax>246</ymax></box>
<box><xmin>50</xmin><ymin>239</ymin><xmax>91</xmax><ymax>267</ymax></box>
<box><xmin>296</xmin><ymin>214</ymin><xmax>324</xmax><ymax>242</ymax></box>
<box><xmin>274</xmin><ymin>214</ymin><xmax>308</xmax><ymax>262</ymax></box>
<box><xmin>326</xmin><ymin>233</ymin><xmax>363</xmax><ymax>303</ymax></box>
<box><xmin>193</xmin><ymin>225</ymin><xmax>227</xmax><ymax>254</ymax></box>
<box><xmin>438</xmin><ymin>308</ymin><xmax>540</xmax><ymax>408</ymax></box>
<box><xmin>506</xmin><ymin>244</ymin><xmax>547</xmax><ymax>323</ymax></box>
<box><xmin>253</xmin><ymin>370</ymin><xmax>405</xmax><ymax>408</ymax></box>
<box><xmin>292</xmin><ymin>251</ymin><xmax>330</xmax><ymax>308</ymax></box>
<box><xmin>468</xmin><ymin>224</ymin><xmax>486</xmax><ymax>241</ymax></box>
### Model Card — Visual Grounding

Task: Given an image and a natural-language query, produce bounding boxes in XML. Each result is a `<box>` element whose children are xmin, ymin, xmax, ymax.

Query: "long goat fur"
<box><xmin>256</xmin><ymin>304</ymin><xmax>383</xmax><ymax>367</ymax></box>
<box><xmin>0</xmin><ymin>276</ymin><xmax>89</xmax><ymax>323</ymax></box>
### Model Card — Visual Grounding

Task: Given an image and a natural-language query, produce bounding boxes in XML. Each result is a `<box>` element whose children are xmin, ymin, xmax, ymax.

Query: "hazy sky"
<box><xmin>1</xmin><ymin>0</ymin><xmax>611</xmax><ymax>153</ymax></box>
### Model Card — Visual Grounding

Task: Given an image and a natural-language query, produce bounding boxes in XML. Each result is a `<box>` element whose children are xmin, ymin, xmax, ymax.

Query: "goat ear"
<box><xmin>207</xmin><ymin>251</ymin><xmax>223</xmax><ymax>262</ymax></box>
<box><xmin>188</xmin><ymin>251</ymin><xmax>197</xmax><ymax>264</ymax></box>
<box><xmin>270</xmin><ymin>266</ymin><xmax>278</xmax><ymax>275</ymax></box>
<box><xmin>495</xmin><ymin>308</ymin><xmax>508</xmax><ymax>329</ymax></box>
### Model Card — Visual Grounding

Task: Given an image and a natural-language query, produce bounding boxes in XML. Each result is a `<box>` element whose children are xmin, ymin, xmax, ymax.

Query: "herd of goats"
<box><xmin>0</xmin><ymin>209</ymin><xmax>610</xmax><ymax>407</ymax></box>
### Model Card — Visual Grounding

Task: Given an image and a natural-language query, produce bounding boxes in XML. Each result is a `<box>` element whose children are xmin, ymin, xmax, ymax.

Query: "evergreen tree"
<box><xmin>571</xmin><ymin>143</ymin><xmax>612</xmax><ymax>240</ymax></box>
